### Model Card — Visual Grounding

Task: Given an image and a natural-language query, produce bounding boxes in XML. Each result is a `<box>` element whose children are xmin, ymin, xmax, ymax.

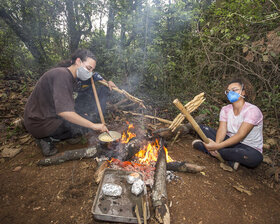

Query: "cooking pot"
<box><xmin>98</xmin><ymin>131</ymin><xmax>121</xmax><ymax>143</ymax></box>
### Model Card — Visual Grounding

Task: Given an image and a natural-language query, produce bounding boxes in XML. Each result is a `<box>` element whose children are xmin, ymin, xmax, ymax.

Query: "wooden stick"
<box><xmin>170</xmin><ymin>131</ymin><xmax>181</xmax><ymax>147</ymax></box>
<box><xmin>91</xmin><ymin>77</ymin><xmax>105</xmax><ymax>124</ymax></box>
<box><xmin>173</xmin><ymin>99</ymin><xmax>209</xmax><ymax>143</ymax></box>
<box><xmin>98</xmin><ymin>80</ymin><xmax>146</xmax><ymax>108</ymax></box>
<box><xmin>142</xmin><ymin>197</ymin><xmax>147</xmax><ymax>224</ymax></box>
<box><xmin>169</xmin><ymin>94</ymin><xmax>205</xmax><ymax>131</ymax></box>
<box><xmin>167</xmin><ymin>161</ymin><xmax>205</xmax><ymax>173</ymax></box>
<box><xmin>123</xmin><ymin>111</ymin><xmax>173</xmax><ymax>124</ymax></box>
<box><xmin>135</xmin><ymin>204</ymin><xmax>141</xmax><ymax>224</ymax></box>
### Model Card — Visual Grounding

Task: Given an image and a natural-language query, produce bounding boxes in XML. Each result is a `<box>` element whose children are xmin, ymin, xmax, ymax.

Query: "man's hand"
<box><xmin>92</xmin><ymin>123</ymin><xmax>108</xmax><ymax>132</ymax></box>
<box><xmin>203</xmin><ymin>138</ymin><xmax>221</xmax><ymax>151</ymax></box>
<box><xmin>107</xmin><ymin>81</ymin><xmax>117</xmax><ymax>90</ymax></box>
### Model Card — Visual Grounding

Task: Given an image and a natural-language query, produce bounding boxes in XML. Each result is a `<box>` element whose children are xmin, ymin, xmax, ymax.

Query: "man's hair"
<box><xmin>71</xmin><ymin>49</ymin><xmax>97</xmax><ymax>64</ymax></box>
<box><xmin>56</xmin><ymin>49</ymin><xmax>97</xmax><ymax>67</ymax></box>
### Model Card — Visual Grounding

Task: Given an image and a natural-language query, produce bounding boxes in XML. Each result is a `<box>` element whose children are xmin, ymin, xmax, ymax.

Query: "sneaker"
<box><xmin>192</xmin><ymin>139</ymin><xmax>207</xmax><ymax>153</ymax></box>
<box><xmin>227</xmin><ymin>161</ymin><xmax>240</xmax><ymax>170</ymax></box>
<box><xmin>66</xmin><ymin>136</ymin><xmax>82</xmax><ymax>145</ymax></box>
<box><xmin>35</xmin><ymin>137</ymin><xmax>58</xmax><ymax>156</ymax></box>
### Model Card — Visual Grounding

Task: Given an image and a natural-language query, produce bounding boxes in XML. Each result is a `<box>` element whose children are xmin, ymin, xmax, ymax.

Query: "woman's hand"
<box><xmin>203</xmin><ymin>138</ymin><xmax>221</xmax><ymax>151</ymax></box>
<box><xmin>92</xmin><ymin>123</ymin><xmax>108</xmax><ymax>132</ymax></box>
<box><xmin>108</xmin><ymin>81</ymin><xmax>117</xmax><ymax>90</ymax></box>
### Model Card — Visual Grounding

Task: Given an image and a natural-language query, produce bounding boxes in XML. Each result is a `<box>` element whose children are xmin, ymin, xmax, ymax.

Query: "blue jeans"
<box><xmin>197</xmin><ymin>125</ymin><xmax>263</xmax><ymax>168</ymax></box>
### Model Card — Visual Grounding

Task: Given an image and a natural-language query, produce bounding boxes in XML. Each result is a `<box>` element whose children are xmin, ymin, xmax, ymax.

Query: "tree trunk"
<box><xmin>0</xmin><ymin>7</ymin><xmax>48</xmax><ymax>65</ymax></box>
<box><xmin>106</xmin><ymin>0</ymin><xmax>116</xmax><ymax>49</ymax></box>
<box><xmin>65</xmin><ymin>0</ymin><xmax>81</xmax><ymax>53</ymax></box>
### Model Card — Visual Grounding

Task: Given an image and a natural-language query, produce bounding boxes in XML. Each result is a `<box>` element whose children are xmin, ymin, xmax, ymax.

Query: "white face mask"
<box><xmin>76</xmin><ymin>64</ymin><xmax>93</xmax><ymax>81</ymax></box>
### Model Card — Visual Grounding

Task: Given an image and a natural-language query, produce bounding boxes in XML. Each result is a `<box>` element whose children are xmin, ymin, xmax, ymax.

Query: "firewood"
<box><xmin>37</xmin><ymin>146</ymin><xmax>98</xmax><ymax>166</ymax></box>
<box><xmin>169</xmin><ymin>93</ymin><xmax>205</xmax><ymax>131</ymax></box>
<box><xmin>94</xmin><ymin>161</ymin><xmax>109</xmax><ymax>184</ymax></box>
<box><xmin>122</xmin><ymin>138</ymin><xmax>143</xmax><ymax>161</ymax></box>
<box><xmin>104</xmin><ymin>138</ymin><xmax>144</xmax><ymax>161</ymax></box>
<box><xmin>152</xmin><ymin>139</ymin><xmax>170</xmax><ymax>224</ymax></box>
<box><xmin>98</xmin><ymin>80</ymin><xmax>146</xmax><ymax>108</ymax></box>
<box><xmin>134</xmin><ymin>204</ymin><xmax>141</xmax><ymax>224</ymax></box>
<box><xmin>152</xmin><ymin>114</ymin><xmax>207</xmax><ymax>138</ymax></box>
<box><xmin>167</xmin><ymin>161</ymin><xmax>205</xmax><ymax>173</ymax></box>
<box><xmin>173</xmin><ymin>99</ymin><xmax>209</xmax><ymax>143</ymax></box>
<box><xmin>122</xmin><ymin>111</ymin><xmax>173</xmax><ymax>124</ymax></box>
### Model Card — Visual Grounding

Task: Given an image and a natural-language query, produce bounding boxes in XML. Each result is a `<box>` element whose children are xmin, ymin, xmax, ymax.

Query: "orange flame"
<box><xmin>121</xmin><ymin>121</ymin><xmax>136</xmax><ymax>143</ymax></box>
<box><xmin>135</xmin><ymin>139</ymin><xmax>173</xmax><ymax>165</ymax></box>
<box><xmin>118</xmin><ymin>122</ymin><xmax>173</xmax><ymax>166</ymax></box>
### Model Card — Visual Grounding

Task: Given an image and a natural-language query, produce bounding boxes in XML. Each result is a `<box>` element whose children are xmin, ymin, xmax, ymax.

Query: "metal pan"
<box><xmin>92</xmin><ymin>168</ymin><xmax>150</xmax><ymax>223</ymax></box>
<box><xmin>98</xmin><ymin>131</ymin><xmax>121</xmax><ymax>143</ymax></box>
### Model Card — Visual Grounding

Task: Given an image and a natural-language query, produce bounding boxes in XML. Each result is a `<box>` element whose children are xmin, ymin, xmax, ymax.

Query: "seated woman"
<box><xmin>192</xmin><ymin>78</ymin><xmax>263</xmax><ymax>170</ymax></box>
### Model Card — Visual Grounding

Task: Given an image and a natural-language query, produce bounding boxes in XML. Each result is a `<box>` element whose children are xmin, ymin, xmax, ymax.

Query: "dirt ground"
<box><xmin>0</xmin><ymin>119</ymin><xmax>280</xmax><ymax>224</ymax></box>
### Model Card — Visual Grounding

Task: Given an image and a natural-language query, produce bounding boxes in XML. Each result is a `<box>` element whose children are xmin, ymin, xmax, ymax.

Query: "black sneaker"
<box><xmin>192</xmin><ymin>139</ymin><xmax>208</xmax><ymax>153</ymax></box>
<box><xmin>66</xmin><ymin>135</ymin><xmax>82</xmax><ymax>145</ymax></box>
<box><xmin>35</xmin><ymin>137</ymin><xmax>58</xmax><ymax>156</ymax></box>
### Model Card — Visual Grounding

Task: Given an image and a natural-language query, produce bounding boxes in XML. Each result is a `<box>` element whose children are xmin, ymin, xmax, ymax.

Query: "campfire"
<box><xmin>107</xmin><ymin>122</ymin><xmax>174</xmax><ymax>186</ymax></box>
<box><xmin>35</xmin><ymin>89</ymin><xmax>208</xmax><ymax>224</ymax></box>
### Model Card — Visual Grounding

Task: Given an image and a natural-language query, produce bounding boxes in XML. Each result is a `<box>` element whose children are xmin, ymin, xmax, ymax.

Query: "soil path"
<box><xmin>0</xmin><ymin>135</ymin><xmax>279</xmax><ymax>224</ymax></box>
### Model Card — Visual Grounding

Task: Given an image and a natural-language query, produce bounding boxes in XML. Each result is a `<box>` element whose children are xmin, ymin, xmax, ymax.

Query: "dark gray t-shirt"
<box><xmin>24</xmin><ymin>67</ymin><xmax>75</xmax><ymax>138</ymax></box>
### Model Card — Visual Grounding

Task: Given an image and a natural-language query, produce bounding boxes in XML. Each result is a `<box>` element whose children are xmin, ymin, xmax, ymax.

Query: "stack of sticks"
<box><xmin>169</xmin><ymin>92</ymin><xmax>205</xmax><ymax>132</ymax></box>
<box><xmin>99</xmin><ymin>80</ymin><xmax>146</xmax><ymax>109</ymax></box>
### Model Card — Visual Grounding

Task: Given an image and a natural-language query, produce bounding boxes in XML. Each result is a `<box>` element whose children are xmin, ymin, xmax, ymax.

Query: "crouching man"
<box><xmin>24</xmin><ymin>49</ymin><xmax>116</xmax><ymax>156</ymax></box>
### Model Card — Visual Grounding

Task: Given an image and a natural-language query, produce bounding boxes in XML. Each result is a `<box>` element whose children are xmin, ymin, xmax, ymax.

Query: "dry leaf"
<box><xmin>233</xmin><ymin>184</ymin><xmax>252</xmax><ymax>196</ymax></box>
<box><xmin>243</xmin><ymin>46</ymin><xmax>249</xmax><ymax>53</ymax></box>
<box><xmin>220</xmin><ymin>162</ymin><xmax>233</xmax><ymax>172</ymax></box>
<box><xmin>262</xmin><ymin>155</ymin><xmax>273</xmax><ymax>165</ymax></box>
<box><xmin>266</xmin><ymin>138</ymin><xmax>277</xmax><ymax>146</ymax></box>
<box><xmin>12</xmin><ymin>166</ymin><xmax>22</xmax><ymax>172</ymax></box>
<box><xmin>0</xmin><ymin>146</ymin><xmax>21</xmax><ymax>158</ymax></box>
<box><xmin>263</xmin><ymin>55</ymin><xmax>269</xmax><ymax>62</ymax></box>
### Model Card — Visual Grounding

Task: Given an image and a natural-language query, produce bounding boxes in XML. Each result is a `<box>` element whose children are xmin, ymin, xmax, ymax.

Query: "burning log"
<box><xmin>122</xmin><ymin>138</ymin><xmax>144</xmax><ymax>161</ymax></box>
<box><xmin>37</xmin><ymin>146</ymin><xmax>98</xmax><ymax>166</ymax></box>
<box><xmin>152</xmin><ymin>139</ymin><xmax>170</xmax><ymax>224</ymax></box>
<box><xmin>167</xmin><ymin>161</ymin><xmax>205</xmax><ymax>173</ymax></box>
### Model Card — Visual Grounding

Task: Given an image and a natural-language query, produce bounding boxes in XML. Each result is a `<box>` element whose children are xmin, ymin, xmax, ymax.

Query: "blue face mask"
<box><xmin>226</xmin><ymin>91</ymin><xmax>241</xmax><ymax>103</ymax></box>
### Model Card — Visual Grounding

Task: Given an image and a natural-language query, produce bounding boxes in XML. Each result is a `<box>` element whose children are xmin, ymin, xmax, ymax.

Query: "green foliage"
<box><xmin>0</xmin><ymin>0</ymin><xmax>279</xmax><ymax>124</ymax></box>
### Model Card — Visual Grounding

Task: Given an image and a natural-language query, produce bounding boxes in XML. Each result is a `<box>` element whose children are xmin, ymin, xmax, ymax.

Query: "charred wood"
<box><xmin>167</xmin><ymin>161</ymin><xmax>205</xmax><ymax>173</ymax></box>
<box><xmin>37</xmin><ymin>146</ymin><xmax>98</xmax><ymax>166</ymax></box>
<box><xmin>152</xmin><ymin>139</ymin><xmax>170</xmax><ymax>224</ymax></box>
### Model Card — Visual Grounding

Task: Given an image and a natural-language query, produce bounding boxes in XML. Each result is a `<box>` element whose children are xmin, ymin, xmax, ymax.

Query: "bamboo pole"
<box><xmin>168</xmin><ymin>94</ymin><xmax>205</xmax><ymax>131</ymax></box>
<box><xmin>173</xmin><ymin>99</ymin><xmax>209</xmax><ymax>143</ymax></box>
<box><xmin>91</xmin><ymin>77</ymin><xmax>105</xmax><ymax>124</ymax></box>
